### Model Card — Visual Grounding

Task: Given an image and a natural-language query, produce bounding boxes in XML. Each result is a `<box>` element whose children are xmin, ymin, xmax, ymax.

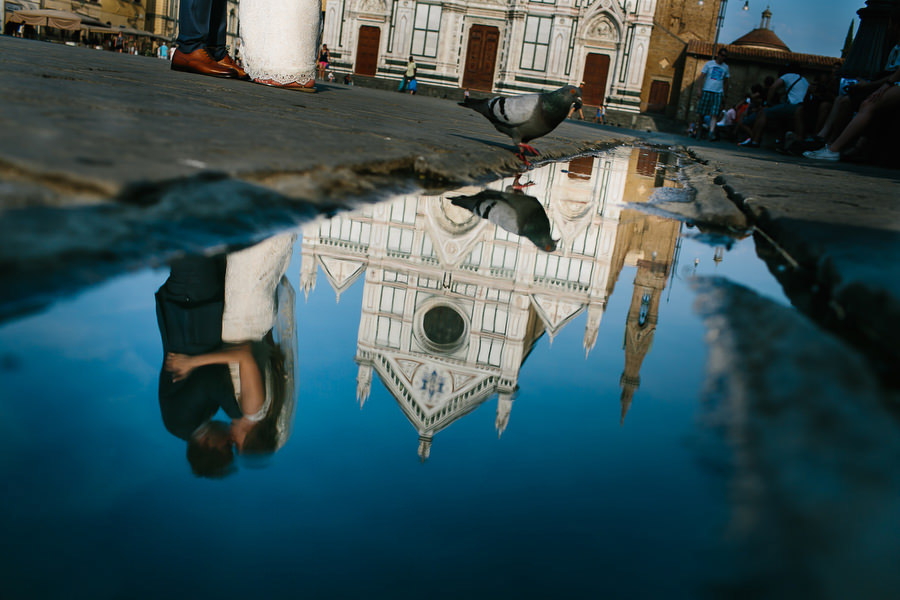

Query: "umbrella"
<box><xmin>7</xmin><ymin>9</ymin><xmax>84</xmax><ymax>31</ymax></box>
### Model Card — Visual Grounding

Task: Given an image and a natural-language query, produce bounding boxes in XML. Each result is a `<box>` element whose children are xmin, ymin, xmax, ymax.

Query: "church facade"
<box><xmin>323</xmin><ymin>0</ymin><xmax>658</xmax><ymax>112</ymax></box>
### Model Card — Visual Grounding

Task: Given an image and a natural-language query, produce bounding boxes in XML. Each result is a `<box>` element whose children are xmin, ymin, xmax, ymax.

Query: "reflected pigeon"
<box><xmin>459</xmin><ymin>85</ymin><xmax>582</xmax><ymax>164</ymax></box>
<box><xmin>450</xmin><ymin>189</ymin><xmax>557</xmax><ymax>252</ymax></box>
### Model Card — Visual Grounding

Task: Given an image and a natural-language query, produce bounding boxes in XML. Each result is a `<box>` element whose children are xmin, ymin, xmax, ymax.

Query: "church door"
<box><xmin>462</xmin><ymin>25</ymin><xmax>500</xmax><ymax>92</ymax></box>
<box><xmin>647</xmin><ymin>80</ymin><xmax>670</xmax><ymax>113</ymax></box>
<box><xmin>581</xmin><ymin>53</ymin><xmax>610</xmax><ymax>107</ymax></box>
<box><xmin>355</xmin><ymin>26</ymin><xmax>380</xmax><ymax>76</ymax></box>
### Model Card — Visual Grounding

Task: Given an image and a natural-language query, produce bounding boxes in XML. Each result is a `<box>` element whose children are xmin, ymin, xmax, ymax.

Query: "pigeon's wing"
<box><xmin>486</xmin><ymin>94</ymin><xmax>542</xmax><ymax>128</ymax></box>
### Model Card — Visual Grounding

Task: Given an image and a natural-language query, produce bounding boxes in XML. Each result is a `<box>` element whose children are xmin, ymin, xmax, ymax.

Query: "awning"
<box><xmin>7</xmin><ymin>9</ymin><xmax>84</xmax><ymax>31</ymax></box>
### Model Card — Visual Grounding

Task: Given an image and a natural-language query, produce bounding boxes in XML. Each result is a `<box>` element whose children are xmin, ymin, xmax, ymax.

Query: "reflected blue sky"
<box><xmin>0</xmin><ymin>149</ymin><xmax>788</xmax><ymax>599</ymax></box>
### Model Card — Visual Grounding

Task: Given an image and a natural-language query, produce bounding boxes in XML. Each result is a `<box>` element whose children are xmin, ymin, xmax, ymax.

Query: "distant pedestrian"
<box><xmin>327</xmin><ymin>71</ymin><xmax>335</xmax><ymax>83</ymax></box>
<box><xmin>694</xmin><ymin>47</ymin><xmax>730</xmax><ymax>139</ymax></box>
<box><xmin>343</xmin><ymin>73</ymin><xmax>353</xmax><ymax>86</ymax></box>
<box><xmin>569</xmin><ymin>83</ymin><xmax>586</xmax><ymax>119</ymax></box>
<box><xmin>400</xmin><ymin>56</ymin><xmax>416</xmax><ymax>92</ymax></box>
<box><xmin>464</xmin><ymin>88</ymin><xmax>470</xmax><ymax>99</ymax></box>
<box><xmin>594</xmin><ymin>103</ymin><xmax>606</xmax><ymax>124</ymax></box>
<box><xmin>158</xmin><ymin>42</ymin><xmax>169</xmax><ymax>60</ymax></box>
<box><xmin>317</xmin><ymin>44</ymin><xmax>330</xmax><ymax>80</ymax></box>
<box><xmin>114</xmin><ymin>32</ymin><xmax>124</xmax><ymax>53</ymax></box>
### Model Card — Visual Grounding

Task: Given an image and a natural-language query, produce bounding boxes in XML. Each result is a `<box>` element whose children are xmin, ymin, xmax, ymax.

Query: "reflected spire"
<box><xmin>357</xmin><ymin>363</ymin><xmax>372</xmax><ymax>407</ymax></box>
<box><xmin>496</xmin><ymin>391</ymin><xmax>514</xmax><ymax>437</ymax></box>
<box><xmin>619</xmin><ymin>373</ymin><xmax>638</xmax><ymax>425</ymax></box>
<box><xmin>418</xmin><ymin>434</ymin><xmax>433</xmax><ymax>462</ymax></box>
<box><xmin>583</xmin><ymin>303</ymin><xmax>605</xmax><ymax>358</ymax></box>
<box><xmin>300</xmin><ymin>258</ymin><xmax>317</xmax><ymax>301</ymax></box>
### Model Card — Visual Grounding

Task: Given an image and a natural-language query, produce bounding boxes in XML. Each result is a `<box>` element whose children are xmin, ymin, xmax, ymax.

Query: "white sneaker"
<box><xmin>803</xmin><ymin>146</ymin><xmax>840</xmax><ymax>161</ymax></box>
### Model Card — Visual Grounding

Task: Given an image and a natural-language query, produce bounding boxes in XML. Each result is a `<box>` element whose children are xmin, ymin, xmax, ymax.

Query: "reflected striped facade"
<box><xmin>299</xmin><ymin>147</ymin><xmax>681</xmax><ymax>458</ymax></box>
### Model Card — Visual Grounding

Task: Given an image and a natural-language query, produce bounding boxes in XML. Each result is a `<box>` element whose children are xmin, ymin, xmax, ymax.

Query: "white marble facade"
<box><xmin>323</xmin><ymin>0</ymin><xmax>656</xmax><ymax>112</ymax></box>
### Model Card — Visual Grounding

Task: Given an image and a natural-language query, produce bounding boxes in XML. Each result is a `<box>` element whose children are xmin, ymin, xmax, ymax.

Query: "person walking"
<box><xmin>239</xmin><ymin>0</ymin><xmax>320</xmax><ymax>91</ymax></box>
<box><xmin>317</xmin><ymin>45</ymin><xmax>330</xmax><ymax>80</ymax></box>
<box><xmin>400</xmin><ymin>56</ymin><xmax>416</xmax><ymax>92</ymax></box>
<box><xmin>157</xmin><ymin>41</ymin><xmax>169</xmax><ymax>60</ymax></box>
<box><xmin>694</xmin><ymin>48</ymin><xmax>730</xmax><ymax>139</ymax></box>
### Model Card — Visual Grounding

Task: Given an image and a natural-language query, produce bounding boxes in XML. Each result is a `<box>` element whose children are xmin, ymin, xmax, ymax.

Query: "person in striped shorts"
<box><xmin>693</xmin><ymin>48</ymin><xmax>730</xmax><ymax>140</ymax></box>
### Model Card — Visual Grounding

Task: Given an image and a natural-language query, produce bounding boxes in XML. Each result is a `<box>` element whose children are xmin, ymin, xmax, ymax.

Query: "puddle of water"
<box><xmin>0</xmin><ymin>147</ymin><xmax>792</xmax><ymax>598</ymax></box>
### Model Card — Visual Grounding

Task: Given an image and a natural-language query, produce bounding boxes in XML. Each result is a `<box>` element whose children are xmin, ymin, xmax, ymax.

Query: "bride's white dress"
<box><xmin>239</xmin><ymin>0</ymin><xmax>320</xmax><ymax>84</ymax></box>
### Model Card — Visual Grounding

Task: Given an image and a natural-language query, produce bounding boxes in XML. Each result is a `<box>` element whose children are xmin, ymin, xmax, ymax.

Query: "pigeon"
<box><xmin>459</xmin><ymin>85</ymin><xmax>582</xmax><ymax>164</ymax></box>
<box><xmin>450</xmin><ymin>189</ymin><xmax>557</xmax><ymax>252</ymax></box>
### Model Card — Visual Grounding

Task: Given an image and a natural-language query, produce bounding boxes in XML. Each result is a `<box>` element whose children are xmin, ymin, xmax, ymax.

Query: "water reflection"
<box><xmin>156</xmin><ymin>234</ymin><xmax>298</xmax><ymax>476</ymax></box>
<box><xmin>300</xmin><ymin>147</ymin><xmax>681</xmax><ymax>459</ymax></box>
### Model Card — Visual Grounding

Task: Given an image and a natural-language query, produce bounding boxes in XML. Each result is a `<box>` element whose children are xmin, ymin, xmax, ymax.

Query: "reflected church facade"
<box><xmin>299</xmin><ymin>147</ymin><xmax>680</xmax><ymax>459</ymax></box>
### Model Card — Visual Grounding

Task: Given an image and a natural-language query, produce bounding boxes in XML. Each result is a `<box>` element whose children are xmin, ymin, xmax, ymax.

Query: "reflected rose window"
<box><xmin>422</xmin><ymin>306</ymin><xmax>466</xmax><ymax>347</ymax></box>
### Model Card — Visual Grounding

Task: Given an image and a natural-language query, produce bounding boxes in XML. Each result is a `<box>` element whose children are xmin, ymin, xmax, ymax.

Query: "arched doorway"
<box><xmin>355</xmin><ymin>26</ymin><xmax>380</xmax><ymax>76</ymax></box>
<box><xmin>462</xmin><ymin>25</ymin><xmax>499</xmax><ymax>92</ymax></box>
<box><xmin>581</xmin><ymin>53</ymin><xmax>610</xmax><ymax>106</ymax></box>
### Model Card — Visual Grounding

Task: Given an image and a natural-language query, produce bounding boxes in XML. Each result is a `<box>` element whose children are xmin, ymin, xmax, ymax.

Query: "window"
<box><xmin>535</xmin><ymin>253</ymin><xmax>593</xmax><ymax>286</ymax></box>
<box><xmin>520</xmin><ymin>16</ymin><xmax>552</xmax><ymax>71</ymax></box>
<box><xmin>477</xmin><ymin>337</ymin><xmax>503</xmax><ymax>366</ymax></box>
<box><xmin>376</xmin><ymin>316</ymin><xmax>402</xmax><ymax>348</ymax></box>
<box><xmin>390</xmin><ymin>197</ymin><xmax>417</xmax><ymax>224</ymax></box>
<box><xmin>482</xmin><ymin>304</ymin><xmax>508</xmax><ymax>335</ymax></box>
<box><xmin>411</xmin><ymin>3</ymin><xmax>442</xmax><ymax>58</ymax></box>
<box><xmin>380</xmin><ymin>286</ymin><xmax>406</xmax><ymax>316</ymax></box>
<box><xmin>490</xmin><ymin>245</ymin><xmax>518</xmax><ymax>271</ymax></box>
<box><xmin>319</xmin><ymin>218</ymin><xmax>371</xmax><ymax>246</ymax></box>
<box><xmin>387</xmin><ymin>226</ymin><xmax>414</xmax><ymax>255</ymax></box>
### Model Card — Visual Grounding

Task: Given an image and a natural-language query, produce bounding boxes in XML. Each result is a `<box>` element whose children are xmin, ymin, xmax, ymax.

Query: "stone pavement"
<box><xmin>2</xmin><ymin>36</ymin><xmax>899</xmax><ymax>376</ymax></box>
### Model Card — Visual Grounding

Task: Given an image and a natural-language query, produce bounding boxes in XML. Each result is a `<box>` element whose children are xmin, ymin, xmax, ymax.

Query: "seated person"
<box><xmin>804</xmin><ymin>67</ymin><xmax>900</xmax><ymax>160</ymax></box>
<box><xmin>740</xmin><ymin>67</ymin><xmax>809</xmax><ymax>148</ymax></box>
<box><xmin>710</xmin><ymin>103</ymin><xmax>740</xmax><ymax>141</ymax></box>
<box><xmin>812</xmin><ymin>43</ymin><xmax>899</xmax><ymax>151</ymax></box>
<box><xmin>735</xmin><ymin>85</ymin><xmax>765</xmax><ymax>143</ymax></box>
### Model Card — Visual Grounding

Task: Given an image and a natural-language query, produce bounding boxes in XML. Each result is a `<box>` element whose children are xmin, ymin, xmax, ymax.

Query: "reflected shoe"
<box><xmin>803</xmin><ymin>146</ymin><xmax>840</xmax><ymax>161</ymax></box>
<box><xmin>253</xmin><ymin>78</ymin><xmax>316</xmax><ymax>92</ymax></box>
<box><xmin>171</xmin><ymin>48</ymin><xmax>238</xmax><ymax>78</ymax></box>
<box><xmin>217</xmin><ymin>55</ymin><xmax>250</xmax><ymax>80</ymax></box>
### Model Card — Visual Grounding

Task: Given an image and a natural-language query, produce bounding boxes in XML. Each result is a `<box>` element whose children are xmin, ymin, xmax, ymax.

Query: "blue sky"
<box><xmin>717</xmin><ymin>0</ymin><xmax>865</xmax><ymax>57</ymax></box>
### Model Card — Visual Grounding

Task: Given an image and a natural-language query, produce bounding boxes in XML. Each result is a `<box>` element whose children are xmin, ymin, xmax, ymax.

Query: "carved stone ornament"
<box><xmin>358</xmin><ymin>0</ymin><xmax>387</xmax><ymax>14</ymax></box>
<box><xmin>595</xmin><ymin>18</ymin><xmax>616</xmax><ymax>42</ymax></box>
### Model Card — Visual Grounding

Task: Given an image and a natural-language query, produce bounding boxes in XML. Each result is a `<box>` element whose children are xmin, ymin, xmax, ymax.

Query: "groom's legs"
<box><xmin>206</xmin><ymin>0</ymin><xmax>229</xmax><ymax>61</ymax></box>
<box><xmin>176</xmin><ymin>0</ymin><xmax>213</xmax><ymax>54</ymax></box>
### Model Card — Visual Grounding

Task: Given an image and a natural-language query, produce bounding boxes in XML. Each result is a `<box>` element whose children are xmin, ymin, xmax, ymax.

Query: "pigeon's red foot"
<box><xmin>518</xmin><ymin>143</ymin><xmax>540</xmax><ymax>156</ymax></box>
<box><xmin>512</xmin><ymin>174</ymin><xmax>535</xmax><ymax>190</ymax></box>
<box><xmin>515</xmin><ymin>151</ymin><xmax>532</xmax><ymax>167</ymax></box>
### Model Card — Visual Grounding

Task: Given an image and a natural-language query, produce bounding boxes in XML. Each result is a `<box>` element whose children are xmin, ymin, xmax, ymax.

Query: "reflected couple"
<box><xmin>156</xmin><ymin>234</ymin><xmax>297</xmax><ymax>477</ymax></box>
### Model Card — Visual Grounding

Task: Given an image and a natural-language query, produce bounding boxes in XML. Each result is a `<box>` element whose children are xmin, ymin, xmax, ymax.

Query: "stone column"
<box><xmin>841</xmin><ymin>0</ymin><xmax>900</xmax><ymax>78</ymax></box>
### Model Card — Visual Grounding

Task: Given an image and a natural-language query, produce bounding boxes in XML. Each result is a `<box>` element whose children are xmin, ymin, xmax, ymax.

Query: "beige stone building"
<box><xmin>676</xmin><ymin>9</ymin><xmax>842</xmax><ymax>121</ymax></box>
<box><xmin>639</xmin><ymin>0</ymin><xmax>726</xmax><ymax>115</ymax></box>
<box><xmin>298</xmin><ymin>147</ymin><xmax>680</xmax><ymax>459</ymax></box>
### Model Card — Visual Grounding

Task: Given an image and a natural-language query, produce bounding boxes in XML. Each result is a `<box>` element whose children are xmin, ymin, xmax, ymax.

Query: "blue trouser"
<box><xmin>176</xmin><ymin>0</ymin><xmax>228</xmax><ymax>59</ymax></box>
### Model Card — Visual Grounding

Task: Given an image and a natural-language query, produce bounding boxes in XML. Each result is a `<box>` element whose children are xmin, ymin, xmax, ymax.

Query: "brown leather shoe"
<box><xmin>218</xmin><ymin>55</ymin><xmax>250</xmax><ymax>80</ymax></box>
<box><xmin>171</xmin><ymin>48</ymin><xmax>238</xmax><ymax>78</ymax></box>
